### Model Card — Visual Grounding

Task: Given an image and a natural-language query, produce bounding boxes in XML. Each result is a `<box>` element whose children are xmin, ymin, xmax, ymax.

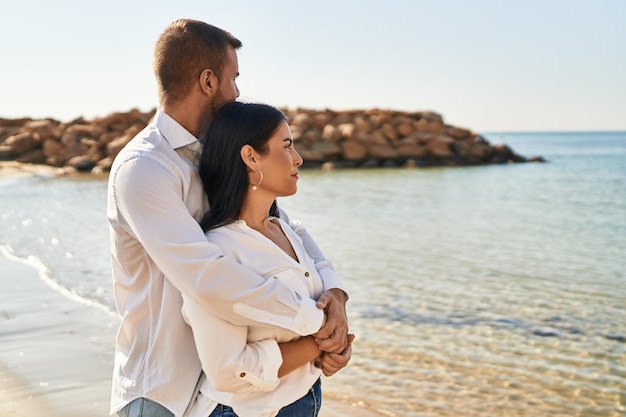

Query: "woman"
<box><xmin>182</xmin><ymin>102</ymin><xmax>353</xmax><ymax>417</ymax></box>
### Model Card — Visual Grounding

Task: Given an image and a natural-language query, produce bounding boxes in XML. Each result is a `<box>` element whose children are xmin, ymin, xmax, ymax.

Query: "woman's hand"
<box><xmin>318</xmin><ymin>333</ymin><xmax>355</xmax><ymax>377</ymax></box>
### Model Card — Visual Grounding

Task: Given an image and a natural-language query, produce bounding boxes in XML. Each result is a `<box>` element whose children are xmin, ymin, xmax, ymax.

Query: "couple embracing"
<box><xmin>108</xmin><ymin>19</ymin><xmax>353</xmax><ymax>417</ymax></box>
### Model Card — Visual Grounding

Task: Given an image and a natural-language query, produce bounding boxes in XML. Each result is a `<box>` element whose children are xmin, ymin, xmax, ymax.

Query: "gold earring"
<box><xmin>250</xmin><ymin>168</ymin><xmax>263</xmax><ymax>190</ymax></box>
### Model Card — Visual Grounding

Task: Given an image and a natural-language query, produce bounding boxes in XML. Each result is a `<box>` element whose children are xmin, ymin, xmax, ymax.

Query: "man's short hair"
<box><xmin>153</xmin><ymin>19</ymin><xmax>242</xmax><ymax>103</ymax></box>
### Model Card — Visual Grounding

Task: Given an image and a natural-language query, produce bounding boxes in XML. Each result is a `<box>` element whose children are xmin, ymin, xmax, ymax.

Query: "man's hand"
<box><xmin>313</xmin><ymin>288</ymin><xmax>348</xmax><ymax>353</ymax></box>
<box><xmin>319</xmin><ymin>333</ymin><xmax>355</xmax><ymax>377</ymax></box>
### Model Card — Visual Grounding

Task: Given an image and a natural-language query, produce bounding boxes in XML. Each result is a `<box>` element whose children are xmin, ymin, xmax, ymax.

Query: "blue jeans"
<box><xmin>209</xmin><ymin>378</ymin><xmax>322</xmax><ymax>417</ymax></box>
<box><xmin>117</xmin><ymin>398</ymin><xmax>174</xmax><ymax>417</ymax></box>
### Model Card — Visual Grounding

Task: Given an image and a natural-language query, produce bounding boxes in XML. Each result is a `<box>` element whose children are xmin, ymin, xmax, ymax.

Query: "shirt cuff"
<box><xmin>236</xmin><ymin>339</ymin><xmax>282</xmax><ymax>392</ymax></box>
<box><xmin>291</xmin><ymin>294</ymin><xmax>325</xmax><ymax>336</ymax></box>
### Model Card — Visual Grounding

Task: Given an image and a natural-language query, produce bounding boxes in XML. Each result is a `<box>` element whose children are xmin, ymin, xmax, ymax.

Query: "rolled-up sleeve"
<box><xmin>182</xmin><ymin>296</ymin><xmax>283</xmax><ymax>393</ymax></box>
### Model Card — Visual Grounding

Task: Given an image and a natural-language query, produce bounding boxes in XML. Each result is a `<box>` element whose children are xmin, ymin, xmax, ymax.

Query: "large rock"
<box><xmin>5</xmin><ymin>132</ymin><xmax>40</xmax><ymax>155</ymax></box>
<box><xmin>17</xmin><ymin>149</ymin><xmax>46</xmax><ymax>164</ymax></box>
<box><xmin>446</xmin><ymin>126</ymin><xmax>473</xmax><ymax>140</ymax></box>
<box><xmin>106</xmin><ymin>135</ymin><xmax>132</xmax><ymax>159</ymax></box>
<box><xmin>321</xmin><ymin>125</ymin><xmax>340</xmax><ymax>141</ymax></box>
<box><xmin>0</xmin><ymin>145</ymin><xmax>15</xmax><ymax>160</ymax></box>
<box><xmin>309</xmin><ymin>140</ymin><xmax>342</xmax><ymax>159</ymax></box>
<box><xmin>424</xmin><ymin>136</ymin><xmax>454</xmax><ymax>159</ymax></box>
<box><xmin>396</xmin><ymin>120</ymin><xmax>415</xmax><ymax>137</ymax></box>
<box><xmin>0</xmin><ymin>117</ymin><xmax>31</xmax><ymax>127</ymax></box>
<box><xmin>416</xmin><ymin>117</ymin><xmax>445</xmax><ymax>134</ymax></box>
<box><xmin>299</xmin><ymin>149</ymin><xmax>325</xmax><ymax>162</ymax></box>
<box><xmin>396</xmin><ymin>143</ymin><xmax>428</xmax><ymax>159</ymax></box>
<box><xmin>353</xmin><ymin>116</ymin><xmax>371</xmax><ymax>134</ymax></box>
<box><xmin>469</xmin><ymin>143</ymin><xmax>494</xmax><ymax>161</ymax></box>
<box><xmin>67</xmin><ymin>155</ymin><xmax>96</xmax><ymax>171</ymax></box>
<box><xmin>312</xmin><ymin>112</ymin><xmax>331</xmax><ymax>129</ymax></box>
<box><xmin>337</xmin><ymin>123</ymin><xmax>355</xmax><ymax>140</ymax></box>
<box><xmin>42</xmin><ymin>138</ymin><xmax>64</xmax><ymax>157</ymax></box>
<box><xmin>291</xmin><ymin>113</ymin><xmax>313</xmax><ymax>131</ymax></box>
<box><xmin>60</xmin><ymin>124</ymin><xmax>105</xmax><ymax>143</ymax></box>
<box><xmin>369</xmin><ymin>144</ymin><xmax>398</xmax><ymax>159</ymax></box>
<box><xmin>23</xmin><ymin>119</ymin><xmax>59</xmax><ymax>139</ymax></box>
<box><xmin>381</xmin><ymin>123</ymin><xmax>398</xmax><ymax>141</ymax></box>
<box><xmin>95</xmin><ymin>155</ymin><xmax>115</xmax><ymax>171</ymax></box>
<box><xmin>341</xmin><ymin>140</ymin><xmax>367</xmax><ymax>160</ymax></box>
<box><xmin>492</xmin><ymin>144</ymin><xmax>526</xmax><ymax>163</ymax></box>
<box><xmin>16</xmin><ymin>149</ymin><xmax>46</xmax><ymax>164</ymax></box>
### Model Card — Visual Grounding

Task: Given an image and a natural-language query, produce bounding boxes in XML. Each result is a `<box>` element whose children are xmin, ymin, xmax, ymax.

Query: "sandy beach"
<box><xmin>0</xmin><ymin>251</ymin><xmax>117</xmax><ymax>416</ymax></box>
<box><xmin>0</xmin><ymin>160</ymin><xmax>109</xmax><ymax>181</ymax></box>
<box><xmin>0</xmin><ymin>161</ymin><xmax>380</xmax><ymax>417</ymax></box>
<box><xmin>0</xmin><ymin>160</ymin><xmax>60</xmax><ymax>178</ymax></box>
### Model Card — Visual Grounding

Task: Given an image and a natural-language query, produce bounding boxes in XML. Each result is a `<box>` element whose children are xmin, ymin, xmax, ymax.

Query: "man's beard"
<box><xmin>210</xmin><ymin>89</ymin><xmax>236</xmax><ymax>114</ymax></box>
<box><xmin>199</xmin><ymin>90</ymin><xmax>232</xmax><ymax>143</ymax></box>
<box><xmin>209</xmin><ymin>90</ymin><xmax>225</xmax><ymax>114</ymax></box>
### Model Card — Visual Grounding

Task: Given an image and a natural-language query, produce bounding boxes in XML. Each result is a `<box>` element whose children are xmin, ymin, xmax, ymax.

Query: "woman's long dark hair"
<box><xmin>198</xmin><ymin>101</ymin><xmax>285</xmax><ymax>232</ymax></box>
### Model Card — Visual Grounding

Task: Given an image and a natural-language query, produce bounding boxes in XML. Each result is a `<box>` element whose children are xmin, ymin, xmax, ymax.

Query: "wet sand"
<box><xmin>0</xmin><ymin>251</ymin><xmax>118</xmax><ymax>416</ymax></box>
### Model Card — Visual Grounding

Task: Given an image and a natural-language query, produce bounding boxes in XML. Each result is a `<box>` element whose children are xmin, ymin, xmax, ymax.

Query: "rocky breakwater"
<box><xmin>0</xmin><ymin>108</ymin><xmax>543</xmax><ymax>173</ymax></box>
<box><xmin>0</xmin><ymin>109</ymin><xmax>156</xmax><ymax>174</ymax></box>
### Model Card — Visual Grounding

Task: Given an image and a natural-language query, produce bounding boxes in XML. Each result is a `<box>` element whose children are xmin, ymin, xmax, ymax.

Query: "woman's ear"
<box><xmin>240</xmin><ymin>145</ymin><xmax>258</xmax><ymax>170</ymax></box>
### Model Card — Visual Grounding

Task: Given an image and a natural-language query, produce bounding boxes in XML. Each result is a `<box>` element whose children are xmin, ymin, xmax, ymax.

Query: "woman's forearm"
<box><xmin>278</xmin><ymin>336</ymin><xmax>321</xmax><ymax>377</ymax></box>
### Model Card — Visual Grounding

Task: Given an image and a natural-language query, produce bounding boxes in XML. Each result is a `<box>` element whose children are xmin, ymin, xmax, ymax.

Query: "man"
<box><xmin>107</xmin><ymin>19</ymin><xmax>350</xmax><ymax>417</ymax></box>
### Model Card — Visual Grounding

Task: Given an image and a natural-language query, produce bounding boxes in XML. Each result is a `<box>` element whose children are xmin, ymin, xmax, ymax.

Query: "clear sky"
<box><xmin>1</xmin><ymin>0</ymin><xmax>625</xmax><ymax>132</ymax></box>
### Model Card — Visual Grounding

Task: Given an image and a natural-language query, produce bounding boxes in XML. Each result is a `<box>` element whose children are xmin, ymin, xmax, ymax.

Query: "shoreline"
<box><xmin>0</xmin><ymin>160</ymin><xmax>62</xmax><ymax>178</ymax></box>
<box><xmin>0</xmin><ymin>244</ymin><xmax>381</xmax><ymax>417</ymax></box>
<box><xmin>0</xmin><ymin>160</ymin><xmax>108</xmax><ymax>180</ymax></box>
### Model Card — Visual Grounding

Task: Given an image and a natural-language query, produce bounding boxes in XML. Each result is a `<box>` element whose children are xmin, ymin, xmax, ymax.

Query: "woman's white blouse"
<box><xmin>182</xmin><ymin>217</ymin><xmax>324</xmax><ymax>417</ymax></box>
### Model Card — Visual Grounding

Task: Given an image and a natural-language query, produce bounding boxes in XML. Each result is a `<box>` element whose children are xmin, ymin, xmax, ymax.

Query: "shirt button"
<box><xmin>304</xmin><ymin>271</ymin><xmax>310</xmax><ymax>277</ymax></box>
<box><xmin>240</xmin><ymin>372</ymin><xmax>246</xmax><ymax>378</ymax></box>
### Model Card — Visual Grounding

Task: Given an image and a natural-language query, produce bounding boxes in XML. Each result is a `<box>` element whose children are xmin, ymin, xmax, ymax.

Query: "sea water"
<box><xmin>1</xmin><ymin>131</ymin><xmax>625</xmax><ymax>416</ymax></box>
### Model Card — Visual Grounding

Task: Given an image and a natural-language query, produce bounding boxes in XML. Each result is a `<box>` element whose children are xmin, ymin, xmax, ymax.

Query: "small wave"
<box><xmin>531</xmin><ymin>328</ymin><xmax>562</xmax><ymax>337</ymax></box>
<box><xmin>604</xmin><ymin>334</ymin><xmax>626</xmax><ymax>343</ymax></box>
<box><xmin>0</xmin><ymin>244</ymin><xmax>116</xmax><ymax>316</ymax></box>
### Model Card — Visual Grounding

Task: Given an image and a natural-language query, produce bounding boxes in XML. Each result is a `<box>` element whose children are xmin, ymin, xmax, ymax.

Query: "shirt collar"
<box><xmin>154</xmin><ymin>109</ymin><xmax>199</xmax><ymax>150</ymax></box>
